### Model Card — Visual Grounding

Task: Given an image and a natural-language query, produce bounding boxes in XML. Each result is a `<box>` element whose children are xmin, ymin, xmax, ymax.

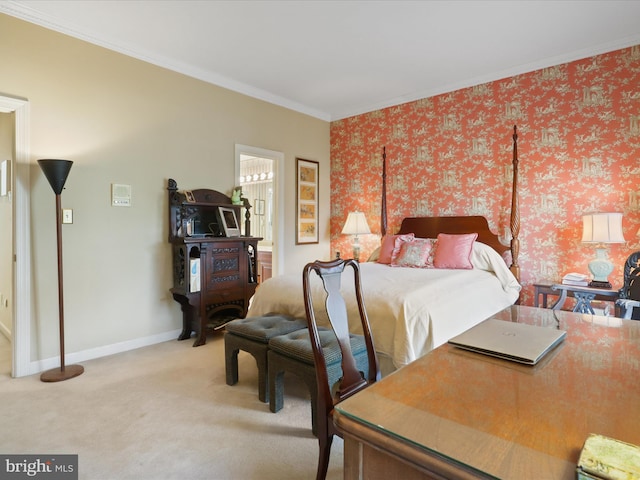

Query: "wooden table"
<box><xmin>334</xmin><ymin>306</ymin><xmax>640</xmax><ymax>480</ymax></box>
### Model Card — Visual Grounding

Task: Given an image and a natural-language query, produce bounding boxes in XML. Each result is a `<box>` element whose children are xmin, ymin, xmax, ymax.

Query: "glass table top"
<box><xmin>335</xmin><ymin>305</ymin><xmax>640</xmax><ymax>479</ymax></box>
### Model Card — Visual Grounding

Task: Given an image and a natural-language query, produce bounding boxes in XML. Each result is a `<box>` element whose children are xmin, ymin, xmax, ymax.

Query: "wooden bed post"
<box><xmin>510</xmin><ymin>125</ymin><xmax>521</xmax><ymax>282</ymax></box>
<box><xmin>377</xmin><ymin>128</ymin><xmax>521</xmax><ymax>283</ymax></box>
<box><xmin>381</xmin><ymin>146</ymin><xmax>387</xmax><ymax>238</ymax></box>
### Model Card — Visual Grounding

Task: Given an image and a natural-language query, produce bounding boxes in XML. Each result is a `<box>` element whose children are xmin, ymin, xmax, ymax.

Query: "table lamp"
<box><xmin>38</xmin><ymin>159</ymin><xmax>84</xmax><ymax>382</ymax></box>
<box><xmin>581</xmin><ymin>212</ymin><xmax>625</xmax><ymax>289</ymax></box>
<box><xmin>341</xmin><ymin>212</ymin><xmax>371</xmax><ymax>261</ymax></box>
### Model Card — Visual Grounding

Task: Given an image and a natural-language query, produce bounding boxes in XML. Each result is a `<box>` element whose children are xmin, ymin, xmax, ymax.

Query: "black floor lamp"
<box><xmin>38</xmin><ymin>159</ymin><xmax>84</xmax><ymax>382</ymax></box>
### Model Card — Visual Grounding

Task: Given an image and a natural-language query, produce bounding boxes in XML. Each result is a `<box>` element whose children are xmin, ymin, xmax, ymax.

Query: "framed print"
<box><xmin>296</xmin><ymin>158</ymin><xmax>319</xmax><ymax>244</ymax></box>
<box><xmin>218</xmin><ymin>206</ymin><xmax>240</xmax><ymax>237</ymax></box>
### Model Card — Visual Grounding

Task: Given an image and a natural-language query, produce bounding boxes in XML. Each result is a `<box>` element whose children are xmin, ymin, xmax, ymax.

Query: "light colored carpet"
<box><xmin>0</xmin><ymin>332</ymin><xmax>343</xmax><ymax>479</ymax></box>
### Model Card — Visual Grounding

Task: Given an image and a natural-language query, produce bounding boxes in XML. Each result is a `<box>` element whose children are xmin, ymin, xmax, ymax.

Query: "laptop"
<box><xmin>448</xmin><ymin>319</ymin><xmax>567</xmax><ymax>365</ymax></box>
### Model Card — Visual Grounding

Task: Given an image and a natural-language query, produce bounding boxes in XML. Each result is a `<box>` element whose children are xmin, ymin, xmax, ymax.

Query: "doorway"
<box><xmin>0</xmin><ymin>94</ymin><xmax>30</xmax><ymax>377</ymax></box>
<box><xmin>235</xmin><ymin>145</ymin><xmax>284</xmax><ymax>281</ymax></box>
<box><xmin>0</xmin><ymin>112</ymin><xmax>14</xmax><ymax>375</ymax></box>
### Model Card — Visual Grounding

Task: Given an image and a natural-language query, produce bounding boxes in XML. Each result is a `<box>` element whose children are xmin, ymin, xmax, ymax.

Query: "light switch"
<box><xmin>62</xmin><ymin>209</ymin><xmax>73</xmax><ymax>224</ymax></box>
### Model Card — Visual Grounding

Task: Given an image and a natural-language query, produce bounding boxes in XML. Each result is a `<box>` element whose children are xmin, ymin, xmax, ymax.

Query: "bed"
<box><xmin>247</xmin><ymin>127</ymin><xmax>523</xmax><ymax>372</ymax></box>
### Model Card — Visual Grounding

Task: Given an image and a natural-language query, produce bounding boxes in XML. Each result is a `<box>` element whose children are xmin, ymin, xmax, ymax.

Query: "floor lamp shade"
<box><xmin>38</xmin><ymin>159</ymin><xmax>73</xmax><ymax>194</ymax></box>
<box><xmin>38</xmin><ymin>159</ymin><xmax>83</xmax><ymax>382</ymax></box>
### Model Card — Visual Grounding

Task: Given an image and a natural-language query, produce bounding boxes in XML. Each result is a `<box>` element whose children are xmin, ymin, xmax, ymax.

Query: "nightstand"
<box><xmin>550</xmin><ymin>283</ymin><xmax>620</xmax><ymax>314</ymax></box>
<box><xmin>534</xmin><ymin>281</ymin><xmax>620</xmax><ymax>314</ymax></box>
<box><xmin>533</xmin><ymin>281</ymin><xmax>556</xmax><ymax>308</ymax></box>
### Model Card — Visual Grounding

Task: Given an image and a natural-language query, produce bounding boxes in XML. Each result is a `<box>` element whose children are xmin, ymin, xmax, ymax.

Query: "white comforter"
<box><xmin>247</xmin><ymin>242</ymin><xmax>521</xmax><ymax>369</ymax></box>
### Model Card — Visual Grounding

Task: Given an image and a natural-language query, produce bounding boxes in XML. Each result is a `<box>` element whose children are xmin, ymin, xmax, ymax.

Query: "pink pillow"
<box><xmin>377</xmin><ymin>233</ymin><xmax>414</xmax><ymax>264</ymax></box>
<box><xmin>391</xmin><ymin>238</ymin><xmax>436</xmax><ymax>268</ymax></box>
<box><xmin>433</xmin><ymin>233</ymin><xmax>478</xmax><ymax>269</ymax></box>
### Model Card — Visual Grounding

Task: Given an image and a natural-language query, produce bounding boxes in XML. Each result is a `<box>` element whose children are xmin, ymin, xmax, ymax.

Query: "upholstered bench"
<box><xmin>267</xmin><ymin>327</ymin><xmax>370</xmax><ymax>435</ymax></box>
<box><xmin>225</xmin><ymin>313</ymin><xmax>306</xmax><ymax>403</ymax></box>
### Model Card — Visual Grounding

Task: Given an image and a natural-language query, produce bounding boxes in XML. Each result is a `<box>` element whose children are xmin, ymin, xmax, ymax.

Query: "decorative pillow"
<box><xmin>377</xmin><ymin>233</ymin><xmax>414</xmax><ymax>264</ymax></box>
<box><xmin>391</xmin><ymin>238</ymin><xmax>436</xmax><ymax>268</ymax></box>
<box><xmin>433</xmin><ymin>233</ymin><xmax>478</xmax><ymax>269</ymax></box>
<box><xmin>367</xmin><ymin>246</ymin><xmax>381</xmax><ymax>262</ymax></box>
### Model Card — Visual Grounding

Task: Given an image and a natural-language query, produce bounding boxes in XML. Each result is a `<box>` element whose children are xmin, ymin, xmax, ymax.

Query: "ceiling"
<box><xmin>2</xmin><ymin>0</ymin><xmax>640</xmax><ymax>121</ymax></box>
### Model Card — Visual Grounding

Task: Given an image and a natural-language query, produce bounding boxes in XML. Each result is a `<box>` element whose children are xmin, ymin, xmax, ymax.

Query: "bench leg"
<box><xmin>224</xmin><ymin>336</ymin><xmax>239</xmax><ymax>387</ymax></box>
<box><xmin>225</xmin><ymin>333</ymin><xmax>269</xmax><ymax>403</ymax></box>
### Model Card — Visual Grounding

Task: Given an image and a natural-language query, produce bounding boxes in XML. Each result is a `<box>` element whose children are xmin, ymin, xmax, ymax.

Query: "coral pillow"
<box><xmin>377</xmin><ymin>233</ymin><xmax>414</xmax><ymax>264</ymax></box>
<box><xmin>433</xmin><ymin>233</ymin><xmax>478</xmax><ymax>269</ymax></box>
<box><xmin>391</xmin><ymin>238</ymin><xmax>436</xmax><ymax>268</ymax></box>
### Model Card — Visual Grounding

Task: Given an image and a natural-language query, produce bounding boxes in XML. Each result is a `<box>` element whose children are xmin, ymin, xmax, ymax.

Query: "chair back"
<box><xmin>620</xmin><ymin>251</ymin><xmax>640</xmax><ymax>300</ymax></box>
<box><xmin>302</xmin><ymin>258</ymin><xmax>379</xmax><ymax>408</ymax></box>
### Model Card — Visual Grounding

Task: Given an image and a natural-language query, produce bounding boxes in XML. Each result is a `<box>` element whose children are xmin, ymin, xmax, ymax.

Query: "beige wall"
<box><xmin>0</xmin><ymin>112</ymin><xmax>13</xmax><ymax>338</ymax></box>
<box><xmin>0</xmin><ymin>14</ymin><xmax>330</xmax><ymax>366</ymax></box>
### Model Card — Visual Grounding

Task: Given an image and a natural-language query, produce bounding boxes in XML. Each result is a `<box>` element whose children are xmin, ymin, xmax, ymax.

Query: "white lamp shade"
<box><xmin>581</xmin><ymin>213</ymin><xmax>625</xmax><ymax>244</ymax></box>
<box><xmin>341</xmin><ymin>212</ymin><xmax>371</xmax><ymax>235</ymax></box>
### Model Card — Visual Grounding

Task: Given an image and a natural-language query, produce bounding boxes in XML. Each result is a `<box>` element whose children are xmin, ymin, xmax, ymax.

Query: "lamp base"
<box><xmin>40</xmin><ymin>364</ymin><xmax>84</xmax><ymax>382</ymax></box>
<box><xmin>587</xmin><ymin>247</ymin><xmax>614</xmax><ymax>290</ymax></box>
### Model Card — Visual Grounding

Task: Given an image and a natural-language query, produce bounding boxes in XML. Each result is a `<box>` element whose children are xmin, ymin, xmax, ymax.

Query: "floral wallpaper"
<box><xmin>330</xmin><ymin>45</ymin><xmax>640</xmax><ymax>306</ymax></box>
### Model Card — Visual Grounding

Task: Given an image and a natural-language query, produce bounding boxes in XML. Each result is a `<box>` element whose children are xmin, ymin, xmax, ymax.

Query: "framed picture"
<box><xmin>218</xmin><ymin>206</ymin><xmax>240</xmax><ymax>237</ymax></box>
<box><xmin>296</xmin><ymin>158</ymin><xmax>319</xmax><ymax>244</ymax></box>
<box><xmin>255</xmin><ymin>199</ymin><xmax>265</xmax><ymax>216</ymax></box>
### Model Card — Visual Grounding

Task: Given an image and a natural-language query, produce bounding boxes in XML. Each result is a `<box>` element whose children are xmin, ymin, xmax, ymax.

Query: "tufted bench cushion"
<box><xmin>225</xmin><ymin>314</ymin><xmax>307</xmax><ymax>342</ymax></box>
<box><xmin>268</xmin><ymin>328</ymin><xmax>367</xmax><ymax>366</ymax></box>
<box><xmin>225</xmin><ymin>313</ymin><xmax>306</xmax><ymax>403</ymax></box>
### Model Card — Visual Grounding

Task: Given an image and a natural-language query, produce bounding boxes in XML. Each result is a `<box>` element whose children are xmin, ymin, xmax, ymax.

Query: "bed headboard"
<box><xmin>396</xmin><ymin>216</ymin><xmax>509</xmax><ymax>257</ymax></box>
<box><xmin>381</xmin><ymin>126</ymin><xmax>521</xmax><ymax>282</ymax></box>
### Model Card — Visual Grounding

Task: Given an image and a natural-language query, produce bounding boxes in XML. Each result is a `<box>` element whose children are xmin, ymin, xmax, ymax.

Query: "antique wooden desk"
<box><xmin>334</xmin><ymin>306</ymin><xmax>640</xmax><ymax>479</ymax></box>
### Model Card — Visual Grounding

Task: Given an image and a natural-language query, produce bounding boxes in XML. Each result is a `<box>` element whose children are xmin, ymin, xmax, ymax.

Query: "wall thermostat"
<box><xmin>111</xmin><ymin>183</ymin><xmax>132</xmax><ymax>207</ymax></box>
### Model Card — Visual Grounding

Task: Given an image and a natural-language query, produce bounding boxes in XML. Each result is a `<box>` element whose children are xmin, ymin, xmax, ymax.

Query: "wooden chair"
<box><xmin>302</xmin><ymin>258</ymin><xmax>380</xmax><ymax>480</ymax></box>
<box><xmin>616</xmin><ymin>251</ymin><xmax>640</xmax><ymax>320</ymax></box>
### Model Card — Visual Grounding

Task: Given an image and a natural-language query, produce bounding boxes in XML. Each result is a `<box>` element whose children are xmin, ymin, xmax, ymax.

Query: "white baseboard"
<box><xmin>23</xmin><ymin>329</ymin><xmax>183</xmax><ymax>377</ymax></box>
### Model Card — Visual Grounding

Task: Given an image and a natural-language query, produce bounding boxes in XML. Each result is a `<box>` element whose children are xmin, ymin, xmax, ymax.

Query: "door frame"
<box><xmin>0</xmin><ymin>94</ymin><xmax>30</xmax><ymax>377</ymax></box>
<box><xmin>235</xmin><ymin>144</ymin><xmax>284</xmax><ymax>278</ymax></box>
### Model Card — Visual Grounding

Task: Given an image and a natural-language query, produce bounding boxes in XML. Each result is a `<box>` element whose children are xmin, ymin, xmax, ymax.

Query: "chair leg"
<box><xmin>316</xmin><ymin>433</ymin><xmax>333</xmax><ymax>480</ymax></box>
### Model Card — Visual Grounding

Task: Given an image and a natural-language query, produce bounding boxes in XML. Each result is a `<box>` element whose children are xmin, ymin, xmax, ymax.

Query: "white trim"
<box><xmin>235</xmin><ymin>144</ymin><xmax>284</xmax><ymax>278</ymax></box>
<box><xmin>25</xmin><ymin>329</ymin><xmax>182</xmax><ymax>376</ymax></box>
<box><xmin>0</xmin><ymin>2</ymin><xmax>330</xmax><ymax>122</ymax></box>
<box><xmin>0</xmin><ymin>94</ymin><xmax>30</xmax><ymax>377</ymax></box>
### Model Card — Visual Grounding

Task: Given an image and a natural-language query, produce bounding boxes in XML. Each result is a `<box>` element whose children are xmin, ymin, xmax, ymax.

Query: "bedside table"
<box><xmin>550</xmin><ymin>283</ymin><xmax>620</xmax><ymax>314</ymax></box>
<box><xmin>533</xmin><ymin>281</ymin><xmax>556</xmax><ymax>308</ymax></box>
<box><xmin>534</xmin><ymin>281</ymin><xmax>620</xmax><ymax>314</ymax></box>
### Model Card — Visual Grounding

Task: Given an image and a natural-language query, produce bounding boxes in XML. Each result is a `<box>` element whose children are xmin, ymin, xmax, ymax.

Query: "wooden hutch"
<box><xmin>167</xmin><ymin>179</ymin><xmax>261</xmax><ymax>346</ymax></box>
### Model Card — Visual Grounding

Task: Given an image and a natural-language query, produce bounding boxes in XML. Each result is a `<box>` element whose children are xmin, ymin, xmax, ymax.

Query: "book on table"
<box><xmin>562</xmin><ymin>272</ymin><xmax>589</xmax><ymax>287</ymax></box>
<box><xmin>577</xmin><ymin>433</ymin><xmax>640</xmax><ymax>479</ymax></box>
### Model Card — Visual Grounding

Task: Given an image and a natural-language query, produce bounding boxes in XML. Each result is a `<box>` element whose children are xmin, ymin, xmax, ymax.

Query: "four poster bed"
<box><xmin>247</xmin><ymin>127</ymin><xmax>522</xmax><ymax>372</ymax></box>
